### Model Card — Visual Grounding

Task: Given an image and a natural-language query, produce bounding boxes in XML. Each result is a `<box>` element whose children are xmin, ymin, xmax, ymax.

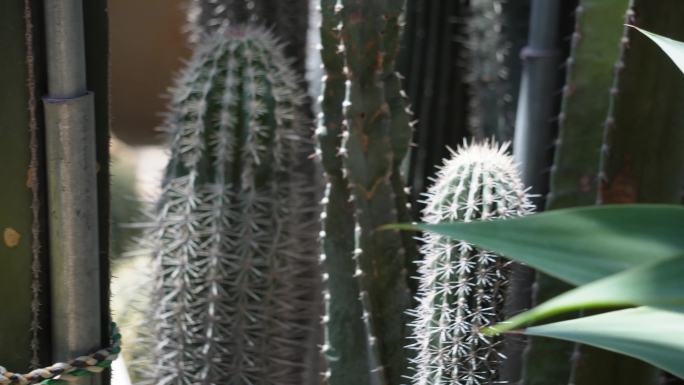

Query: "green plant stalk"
<box><xmin>577</xmin><ymin>1</ymin><xmax>684</xmax><ymax>383</ymax></box>
<box><xmin>317</xmin><ymin>0</ymin><xmax>375</xmax><ymax>383</ymax></box>
<box><xmin>520</xmin><ymin>2</ymin><xmax>631</xmax><ymax>385</ymax></box>
<box><xmin>0</xmin><ymin>0</ymin><xmax>41</xmax><ymax>372</ymax></box>
<box><xmin>467</xmin><ymin>0</ymin><xmax>530</xmax><ymax>142</ymax></box>
<box><xmin>340</xmin><ymin>0</ymin><xmax>412</xmax><ymax>383</ymax></box>
<box><xmin>381</xmin><ymin>0</ymin><xmax>419</xmax><ymax>296</ymax></box>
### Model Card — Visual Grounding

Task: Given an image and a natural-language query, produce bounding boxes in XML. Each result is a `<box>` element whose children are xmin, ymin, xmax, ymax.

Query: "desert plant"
<box><xmin>316</xmin><ymin>0</ymin><xmax>417</xmax><ymax>383</ymax></box>
<box><xmin>407</xmin><ymin>141</ymin><xmax>534</xmax><ymax>385</ymax></box>
<box><xmin>144</xmin><ymin>25</ymin><xmax>320</xmax><ymax>385</ymax></box>
<box><xmin>522</xmin><ymin>1</ymin><xmax>632</xmax><ymax>384</ymax></box>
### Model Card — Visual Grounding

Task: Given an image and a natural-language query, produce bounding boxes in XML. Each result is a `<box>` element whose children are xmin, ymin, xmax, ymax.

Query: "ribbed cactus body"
<box><xmin>147</xmin><ymin>26</ymin><xmax>319</xmax><ymax>385</ymax></box>
<box><xmin>409</xmin><ymin>142</ymin><xmax>533</xmax><ymax>385</ymax></box>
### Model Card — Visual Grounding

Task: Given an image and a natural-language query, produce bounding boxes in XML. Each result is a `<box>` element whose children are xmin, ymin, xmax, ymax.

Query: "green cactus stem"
<box><xmin>519</xmin><ymin>2</ymin><xmax>631</xmax><ymax>385</ymax></box>
<box><xmin>0</xmin><ymin>0</ymin><xmax>45</xmax><ymax>371</ymax></box>
<box><xmin>572</xmin><ymin>1</ymin><xmax>684</xmax><ymax>383</ymax></box>
<box><xmin>145</xmin><ymin>26</ymin><xmax>320</xmax><ymax>385</ymax></box>
<box><xmin>339</xmin><ymin>0</ymin><xmax>413</xmax><ymax>383</ymax></box>
<box><xmin>317</xmin><ymin>0</ymin><xmax>376</xmax><ymax>383</ymax></box>
<box><xmin>408</xmin><ymin>141</ymin><xmax>534</xmax><ymax>385</ymax></box>
<box><xmin>381</xmin><ymin>0</ymin><xmax>420</xmax><ymax>296</ymax></box>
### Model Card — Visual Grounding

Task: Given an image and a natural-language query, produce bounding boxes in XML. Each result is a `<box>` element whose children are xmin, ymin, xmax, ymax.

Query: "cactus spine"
<box><xmin>467</xmin><ymin>0</ymin><xmax>530</xmax><ymax>142</ymax></box>
<box><xmin>408</xmin><ymin>141</ymin><xmax>533</xmax><ymax>385</ymax></box>
<box><xmin>145</xmin><ymin>26</ymin><xmax>319</xmax><ymax>385</ymax></box>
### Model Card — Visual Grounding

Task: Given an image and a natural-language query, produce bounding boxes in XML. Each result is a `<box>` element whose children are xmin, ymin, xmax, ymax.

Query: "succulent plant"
<box><xmin>408</xmin><ymin>141</ymin><xmax>534</xmax><ymax>385</ymax></box>
<box><xmin>144</xmin><ymin>25</ymin><xmax>320</xmax><ymax>385</ymax></box>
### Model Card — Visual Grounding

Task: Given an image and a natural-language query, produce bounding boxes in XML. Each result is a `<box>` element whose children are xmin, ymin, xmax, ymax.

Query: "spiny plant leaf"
<box><xmin>521</xmin><ymin>306</ymin><xmax>684</xmax><ymax>379</ymax></box>
<box><xmin>489</xmin><ymin>255</ymin><xmax>684</xmax><ymax>332</ymax></box>
<box><xmin>392</xmin><ymin>205</ymin><xmax>684</xmax><ymax>285</ymax></box>
<box><xmin>632</xmin><ymin>27</ymin><xmax>684</xmax><ymax>75</ymax></box>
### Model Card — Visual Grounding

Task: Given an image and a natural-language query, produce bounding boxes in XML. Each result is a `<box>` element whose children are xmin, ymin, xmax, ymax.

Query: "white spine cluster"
<box><xmin>408</xmin><ymin>141</ymin><xmax>534</xmax><ymax>385</ymax></box>
<box><xmin>142</xmin><ymin>26</ymin><xmax>320</xmax><ymax>385</ymax></box>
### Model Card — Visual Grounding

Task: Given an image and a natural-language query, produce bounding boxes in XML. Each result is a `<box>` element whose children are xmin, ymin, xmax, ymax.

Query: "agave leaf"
<box><xmin>520</xmin><ymin>306</ymin><xmax>684</xmax><ymax>379</ymax></box>
<box><xmin>489</xmin><ymin>255</ymin><xmax>684</xmax><ymax>332</ymax></box>
<box><xmin>632</xmin><ymin>26</ymin><xmax>684</xmax><ymax>75</ymax></box>
<box><xmin>392</xmin><ymin>205</ymin><xmax>684</xmax><ymax>285</ymax></box>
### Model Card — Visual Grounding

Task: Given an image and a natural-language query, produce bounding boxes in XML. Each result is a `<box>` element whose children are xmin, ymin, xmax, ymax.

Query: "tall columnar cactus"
<box><xmin>576</xmin><ymin>1</ymin><xmax>684</xmax><ymax>384</ymax></box>
<box><xmin>382</xmin><ymin>0</ymin><xmax>421</xmax><ymax>296</ymax></box>
<box><xmin>466</xmin><ymin>0</ymin><xmax>530</xmax><ymax>142</ymax></box>
<box><xmin>0</xmin><ymin>0</ymin><xmax>47</xmax><ymax>370</ymax></box>
<box><xmin>517</xmin><ymin>2</ymin><xmax>631</xmax><ymax>385</ymax></box>
<box><xmin>408</xmin><ymin>141</ymin><xmax>533</xmax><ymax>385</ymax></box>
<box><xmin>145</xmin><ymin>26</ymin><xmax>320</xmax><ymax>385</ymax></box>
<box><xmin>317</xmin><ymin>0</ymin><xmax>376</xmax><ymax>384</ymax></box>
<box><xmin>339</xmin><ymin>0</ymin><xmax>414</xmax><ymax>383</ymax></box>
<box><xmin>316</xmin><ymin>0</ymin><xmax>417</xmax><ymax>383</ymax></box>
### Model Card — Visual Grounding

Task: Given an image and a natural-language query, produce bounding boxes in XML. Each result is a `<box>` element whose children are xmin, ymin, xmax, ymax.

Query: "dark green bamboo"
<box><xmin>519</xmin><ymin>2</ymin><xmax>631</xmax><ymax>385</ymax></box>
<box><xmin>318</xmin><ymin>0</ymin><xmax>374</xmax><ymax>383</ymax></box>
<box><xmin>340</xmin><ymin>0</ymin><xmax>412</xmax><ymax>383</ymax></box>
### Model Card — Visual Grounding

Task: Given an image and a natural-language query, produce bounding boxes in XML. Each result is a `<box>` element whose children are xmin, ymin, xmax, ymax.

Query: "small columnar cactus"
<box><xmin>144</xmin><ymin>26</ymin><xmax>320</xmax><ymax>385</ymax></box>
<box><xmin>408</xmin><ymin>141</ymin><xmax>533</xmax><ymax>385</ymax></box>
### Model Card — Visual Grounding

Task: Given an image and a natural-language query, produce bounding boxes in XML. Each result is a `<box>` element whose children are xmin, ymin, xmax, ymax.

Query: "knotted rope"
<box><xmin>0</xmin><ymin>323</ymin><xmax>121</xmax><ymax>385</ymax></box>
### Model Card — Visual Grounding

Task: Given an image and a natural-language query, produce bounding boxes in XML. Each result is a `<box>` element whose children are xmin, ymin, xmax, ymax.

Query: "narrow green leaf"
<box><xmin>402</xmin><ymin>205</ymin><xmax>684</xmax><ymax>285</ymax></box>
<box><xmin>522</xmin><ymin>307</ymin><xmax>684</xmax><ymax>379</ymax></box>
<box><xmin>632</xmin><ymin>26</ymin><xmax>684</xmax><ymax>75</ymax></box>
<box><xmin>490</xmin><ymin>255</ymin><xmax>684</xmax><ymax>332</ymax></box>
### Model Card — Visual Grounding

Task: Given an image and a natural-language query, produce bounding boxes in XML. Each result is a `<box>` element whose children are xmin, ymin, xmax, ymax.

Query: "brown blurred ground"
<box><xmin>110</xmin><ymin>0</ymin><xmax>191</xmax><ymax>145</ymax></box>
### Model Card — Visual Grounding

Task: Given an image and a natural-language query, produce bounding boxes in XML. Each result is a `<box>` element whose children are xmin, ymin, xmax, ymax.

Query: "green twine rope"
<box><xmin>0</xmin><ymin>323</ymin><xmax>121</xmax><ymax>385</ymax></box>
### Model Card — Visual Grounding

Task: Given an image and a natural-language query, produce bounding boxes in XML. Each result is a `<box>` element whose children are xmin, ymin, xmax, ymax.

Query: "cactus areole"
<box><xmin>408</xmin><ymin>141</ymin><xmax>534</xmax><ymax>385</ymax></box>
<box><xmin>146</xmin><ymin>26</ymin><xmax>319</xmax><ymax>385</ymax></box>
